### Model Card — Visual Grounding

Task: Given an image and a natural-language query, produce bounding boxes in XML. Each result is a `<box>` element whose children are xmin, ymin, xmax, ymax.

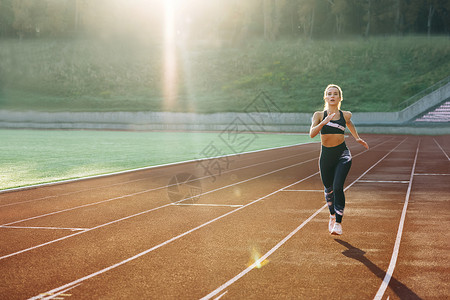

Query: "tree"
<box><xmin>230</xmin><ymin>0</ymin><xmax>255</xmax><ymax>45</ymax></box>
<box><xmin>328</xmin><ymin>0</ymin><xmax>347</xmax><ymax>35</ymax></box>
<box><xmin>394</xmin><ymin>0</ymin><xmax>402</xmax><ymax>34</ymax></box>
<box><xmin>280</xmin><ymin>0</ymin><xmax>301</xmax><ymax>35</ymax></box>
<box><xmin>43</xmin><ymin>0</ymin><xmax>71</xmax><ymax>36</ymax></box>
<box><xmin>426</xmin><ymin>0</ymin><xmax>449</xmax><ymax>35</ymax></box>
<box><xmin>403</xmin><ymin>0</ymin><xmax>448</xmax><ymax>34</ymax></box>
<box><xmin>11</xmin><ymin>0</ymin><xmax>39</xmax><ymax>38</ymax></box>
<box><xmin>263</xmin><ymin>0</ymin><xmax>286</xmax><ymax>40</ymax></box>
<box><xmin>0</xmin><ymin>0</ymin><xmax>14</xmax><ymax>37</ymax></box>
<box><xmin>2</xmin><ymin>0</ymin><xmax>448</xmax><ymax>41</ymax></box>
<box><xmin>10</xmin><ymin>0</ymin><xmax>71</xmax><ymax>38</ymax></box>
<box><xmin>427</xmin><ymin>0</ymin><xmax>436</xmax><ymax>36</ymax></box>
<box><xmin>298</xmin><ymin>0</ymin><xmax>316</xmax><ymax>38</ymax></box>
<box><xmin>364</xmin><ymin>0</ymin><xmax>372</xmax><ymax>36</ymax></box>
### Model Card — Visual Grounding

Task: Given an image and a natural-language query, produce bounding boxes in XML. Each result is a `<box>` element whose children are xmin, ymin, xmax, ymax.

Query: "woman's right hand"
<box><xmin>322</xmin><ymin>113</ymin><xmax>335</xmax><ymax>124</ymax></box>
<box><xmin>310</xmin><ymin>111</ymin><xmax>335</xmax><ymax>138</ymax></box>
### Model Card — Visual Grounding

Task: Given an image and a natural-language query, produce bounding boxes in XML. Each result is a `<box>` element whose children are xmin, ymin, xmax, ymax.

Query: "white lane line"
<box><xmin>0</xmin><ymin>226</ymin><xmax>88</xmax><ymax>231</ymax></box>
<box><xmin>36</xmin><ymin>283</ymin><xmax>82</xmax><ymax>300</ymax></box>
<box><xmin>1</xmin><ymin>142</ymin><xmax>319</xmax><ymax>195</ymax></box>
<box><xmin>172</xmin><ymin>203</ymin><xmax>244</xmax><ymax>208</ymax></box>
<box><xmin>2</xmin><ymin>148</ymin><xmax>319</xmax><ymax>225</ymax></box>
<box><xmin>343</xmin><ymin>139</ymin><xmax>407</xmax><ymax>192</ymax></box>
<box><xmin>1</xmin><ymin>155</ymin><xmax>319</xmax><ymax>260</ymax></box>
<box><xmin>374</xmin><ymin>139</ymin><xmax>420</xmax><ymax>300</ymax></box>
<box><xmin>28</xmin><ymin>173</ymin><xmax>320</xmax><ymax>300</ymax></box>
<box><xmin>0</xmin><ymin>177</ymin><xmax>155</xmax><ymax>209</ymax></box>
<box><xmin>1</xmin><ymin>189</ymin><xmax>154</xmax><ymax>227</ymax></box>
<box><xmin>214</xmin><ymin>291</ymin><xmax>228</xmax><ymax>300</ymax></box>
<box><xmin>282</xmin><ymin>189</ymin><xmax>323</xmax><ymax>192</ymax></box>
<box><xmin>433</xmin><ymin>138</ymin><xmax>450</xmax><ymax>161</ymax></box>
<box><xmin>358</xmin><ymin>180</ymin><xmax>409</xmax><ymax>184</ymax></box>
<box><xmin>201</xmin><ymin>204</ymin><xmax>327</xmax><ymax>300</ymax></box>
<box><xmin>0</xmin><ymin>202</ymin><xmax>170</xmax><ymax>261</ymax></box>
<box><xmin>201</xmin><ymin>138</ymin><xmax>408</xmax><ymax>300</ymax></box>
<box><xmin>414</xmin><ymin>173</ymin><xmax>450</xmax><ymax>176</ymax></box>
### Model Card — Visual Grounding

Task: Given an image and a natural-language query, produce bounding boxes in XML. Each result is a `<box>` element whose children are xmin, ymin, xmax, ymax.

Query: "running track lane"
<box><xmin>24</xmin><ymin>136</ymin><xmax>384</xmax><ymax>299</ymax></box>
<box><xmin>0</xmin><ymin>134</ymin><xmax>448</xmax><ymax>299</ymax></box>
<box><xmin>1</xmin><ymin>135</ymin><xmax>379</xmax><ymax>299</ymax></box>
<box><xmin>0</xmin><ymin>144</ymin><xmax>325</xmax><ymax>259</ymax></box>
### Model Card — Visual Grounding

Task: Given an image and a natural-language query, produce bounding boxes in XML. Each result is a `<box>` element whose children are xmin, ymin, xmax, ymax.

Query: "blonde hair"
<box><xmin>323</xmin><ymin>84</ymin><xmax>343</xmax><ymax>110</ymax></box>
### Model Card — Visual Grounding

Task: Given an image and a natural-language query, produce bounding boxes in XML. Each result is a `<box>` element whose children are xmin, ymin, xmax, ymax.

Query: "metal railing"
<box><xmin>397</xmin><ymin>76</ymin><xmax>450</xmax><ymax>110</ymax></box>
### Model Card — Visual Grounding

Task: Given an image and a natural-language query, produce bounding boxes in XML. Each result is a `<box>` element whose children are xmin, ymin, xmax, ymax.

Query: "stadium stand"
<box><xmin>415</xmin><ymin>100</ymin><xmax>450</xmax><ymax>123</ymax></box>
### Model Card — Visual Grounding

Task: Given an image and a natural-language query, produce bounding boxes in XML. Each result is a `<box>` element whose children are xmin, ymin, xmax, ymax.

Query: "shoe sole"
<box><xmin>330</xmin><ymin>231</ymin><xmax>342</xmax><ymax>235</ymax></box>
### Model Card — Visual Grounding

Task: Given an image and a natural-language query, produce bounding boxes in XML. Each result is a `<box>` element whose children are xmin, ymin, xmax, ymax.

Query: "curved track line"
<box><xmin>0</xmin><ymin>145</ymin><xmax>318</xmax><ymax>207</ymax></box>
<box><xmin>373</xmin><ymin>139</ymin><xmax>420</xmax><ymax>300</ymax></box>
<box><xmin>1</xmin><ymin>142</ymin><xmax>318</xmax><ymax>194</ymax></box>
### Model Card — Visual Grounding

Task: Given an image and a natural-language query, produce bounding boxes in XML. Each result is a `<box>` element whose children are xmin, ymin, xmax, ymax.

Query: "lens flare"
<box><xmin>247</xmin><ymin>246</ymin><xmax>269</xmax><ymax>269</ymax></box>
<box><xmin>163</xmin><ymin>0</ymin><xmax>178</xmax><ymax>111</ymax></box>
<box><xmin>233</xmin><ymin>187</ymin><xmax>241</xmax><ymax>198</ymax></box>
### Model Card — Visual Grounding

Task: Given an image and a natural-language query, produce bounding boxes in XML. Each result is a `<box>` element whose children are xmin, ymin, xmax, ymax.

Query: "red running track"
<box><xmin>0</xmin><ymin>134</ymin><xmax>449</xmax><ymax>299</ymax></box>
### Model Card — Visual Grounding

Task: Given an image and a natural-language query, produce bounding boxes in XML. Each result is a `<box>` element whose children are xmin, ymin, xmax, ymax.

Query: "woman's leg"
<box><xmin>319</xmin><ymin>154</ymin><xmax>336</xmax><ymax>216</ymax></box>
<box><xmin>332</xmin><ymin>149</ymin><xmax>352</xmax><ymax>223</ymax></box>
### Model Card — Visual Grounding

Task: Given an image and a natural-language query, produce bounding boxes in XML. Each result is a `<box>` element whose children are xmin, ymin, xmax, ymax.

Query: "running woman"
<box><xmin>309</xmin><ymin>84</ymin><xmax>369</xmax><ymax>235</ymax></box>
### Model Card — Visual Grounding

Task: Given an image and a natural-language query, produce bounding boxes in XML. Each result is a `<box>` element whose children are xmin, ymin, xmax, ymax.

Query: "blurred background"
<box><xmin>0</xmin><ymin>0</ymin><xmax>449</xmax><ymax>113</ymax></box>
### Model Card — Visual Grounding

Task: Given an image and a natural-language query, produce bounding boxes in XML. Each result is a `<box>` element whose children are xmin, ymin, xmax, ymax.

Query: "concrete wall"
<box><xmin>1</xmin><ymin>83</ymin><xmax>449</xmax><ymax>135</ymax></box>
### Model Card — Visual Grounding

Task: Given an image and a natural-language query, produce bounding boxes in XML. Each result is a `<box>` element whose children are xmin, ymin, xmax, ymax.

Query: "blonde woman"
<box><xmin>310</xmin><ymin>84</ymin><xmax>369</xmax><ymax>235</ymax></box>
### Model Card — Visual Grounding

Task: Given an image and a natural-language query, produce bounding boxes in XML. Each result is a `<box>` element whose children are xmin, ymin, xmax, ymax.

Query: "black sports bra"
<box><xmin>320</xmin><ymin>110</ymin><xmax>346</xmax><ymax>135</ymax></box>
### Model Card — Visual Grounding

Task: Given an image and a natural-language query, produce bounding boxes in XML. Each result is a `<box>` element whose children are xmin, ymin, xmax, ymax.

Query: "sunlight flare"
<box><xmin>247</xmin><ymin>246</ymin><xmax>269</xmax><ymax>269</ymax></box>
<box><xmin>163</xmin><ymin>0</ymin><xmax>178</xmax><ymax>111</ymax></box>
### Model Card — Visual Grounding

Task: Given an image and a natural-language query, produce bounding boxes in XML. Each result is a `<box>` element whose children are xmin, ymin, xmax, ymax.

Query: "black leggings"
<box><xmin>319</xmin><ymin>142</ymin><xmax>352</xmax><ymax>223</ymax></box>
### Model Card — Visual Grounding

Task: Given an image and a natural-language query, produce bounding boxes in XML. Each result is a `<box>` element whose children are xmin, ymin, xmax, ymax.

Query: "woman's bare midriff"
<box><xmin>321</xmin><ymin>134</ymin><xmax>345</xmax><ymax>148</ymax></box>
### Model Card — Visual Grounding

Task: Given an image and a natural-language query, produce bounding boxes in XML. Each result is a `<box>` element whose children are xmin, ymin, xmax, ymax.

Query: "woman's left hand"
<box><xmin>357</xmin><ymin>138</ymin><xmax>369</xmax><ymax>150</ymax></box>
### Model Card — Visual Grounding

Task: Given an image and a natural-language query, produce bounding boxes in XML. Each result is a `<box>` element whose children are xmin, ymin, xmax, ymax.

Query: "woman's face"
<box><xmin>324</xmin><ymin>87</ymin><xmax>341</xmax><ymax>108</ymax></box>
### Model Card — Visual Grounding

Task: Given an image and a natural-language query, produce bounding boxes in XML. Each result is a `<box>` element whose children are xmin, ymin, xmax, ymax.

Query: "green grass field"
<box><xmin>1</xmin><ymin>36</ymin><xmax>449</xmax><ymax>113</ymax></box>
<box><xmin>0</xmin><ymin>129</ymin><xmax>319</xmax><ymax>190</ymax></box>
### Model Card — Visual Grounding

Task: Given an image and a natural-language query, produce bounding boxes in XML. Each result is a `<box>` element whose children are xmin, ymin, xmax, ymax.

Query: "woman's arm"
<box><xmin>310</xmin><ymin>111</ymin><xmax>335</xmax><ymax>138</ymax></box>
<box><xmin>344</xmin><ymin>112</ymin><xmax>369</xmax><ymax>149</ymax></box>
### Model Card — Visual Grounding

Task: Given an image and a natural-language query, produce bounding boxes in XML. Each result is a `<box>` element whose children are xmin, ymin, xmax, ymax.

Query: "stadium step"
<box><xmin>415</xmin><ymin>100</ymin><xmax>450</xmax><ymax>123</ymax></box>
